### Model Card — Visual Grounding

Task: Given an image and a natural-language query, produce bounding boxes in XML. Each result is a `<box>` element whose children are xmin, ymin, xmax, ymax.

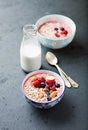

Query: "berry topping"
<box><xmin>46</xmin><ymin>79</ymin><xmax>55</xmax><ymax>87</ymax></box>
<box><xmin>40</xmin><ymin>82</ymin><xmax>46</xmax><ymax>88</ymax></box>
<box><xmin>60</xmin><ymin>27</ymin><xmax>65</xmax><ymax>31</ymax></box>
<box><xmin>55</xmin><ymin>33</ymin><xmax>60</xmax><ymax>38</ymax></box>
<box><xmin>38</xmin><ymin>77</ymin><xmax>45</xmax><ymax>83</ymax></box>
<box><xmin>50</xmin><ymin>86</ymin><xmax>56</xmax><ymax>91</ymax></box>
<box><xmin>55</xmin><ymin>83</ymin><xmax>60</xmax><ymax>88</ymax></box>
<box><xmin>45</xmin><ymin>91</ymin><xmax>50</xmax><ymax>96</ymax></box>
<box><xmin>61</xmin><ymin>30</ymin><xmax>68</xmax><ymax>35</ymax></box>
<box><xmin>45</xmin><ymin>85</ymin><xmax>50</xmax><ymax>90</ymax></box>
<box><xmin>33</xmin><ymin>80</ymin><xmax>41</xmax><ymax>88</ymax></box>
<box><xmin>47</xmin><ymin>96</ymin><xmax>51</xmax><ymax>101</ymax></box>
<box><xmin>54</xmin><ymin>27</ymin><xmax>59</xmax><ymax>31</ymax></box>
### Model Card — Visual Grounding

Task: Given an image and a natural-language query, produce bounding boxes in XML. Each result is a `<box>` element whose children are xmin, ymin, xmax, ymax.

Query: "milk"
<box><xmin>20</xmin><ymin>38</ymin><xmax>41</xmax><ymax>72</ymax></box>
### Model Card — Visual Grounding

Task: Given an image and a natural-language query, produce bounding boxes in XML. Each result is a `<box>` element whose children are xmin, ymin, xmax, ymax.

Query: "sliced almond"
<box><xmin>46</xmin><ymin>75</ymin><xmax>55</xmax><ymax>80</ymax></box>
<box><xmin>30</xmin><ymin>76</ymin><xmax>38</xmax><ymax>82</ymax></box>
<box><xmin>43</xmin><ymin>88</ymin><xmax>49</xmax><ymax>92</ymax></box>
<box><xmin>50</xmin><ymin>91</ymin><xmax>57</xmax><ymax>99</ymax></box>
<box><xmin>38</xmin><ymin>92</ymin><xmax>44</xmax><ymax>98</ymax></box>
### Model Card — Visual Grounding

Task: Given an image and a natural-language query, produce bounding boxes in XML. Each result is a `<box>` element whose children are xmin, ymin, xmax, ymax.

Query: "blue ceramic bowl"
<box><xmin>35</xmin><ymin>14</ymin><xmax>76</xmax><ymax>49</ymax></box>
<box><xmin>22</xmin><ymin>70</ymin><xmax>65</xmax><ymax>109</ymax></box>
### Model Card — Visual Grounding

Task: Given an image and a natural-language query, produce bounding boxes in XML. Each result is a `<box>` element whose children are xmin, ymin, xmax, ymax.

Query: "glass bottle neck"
<box><xmin>23</xmin><ymin>24</ymin><xmax>37</xmax><ymax>39</ymax></box>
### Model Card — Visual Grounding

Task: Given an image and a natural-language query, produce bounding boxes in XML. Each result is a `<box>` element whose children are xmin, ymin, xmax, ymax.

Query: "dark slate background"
<box><xmin>0</xmin><ymin>0</ymin><xmax>88</xmax><ymax>130</ymax></box>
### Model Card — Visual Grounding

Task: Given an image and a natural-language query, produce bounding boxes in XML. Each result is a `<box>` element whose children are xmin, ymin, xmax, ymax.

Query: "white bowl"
<box><xmin>22</xmin><ymin>70</ymin><xmax>65</xmax><ymax>109</ymax></box>
<box><xmin>35</xmin><ymin>14</ymin><xmax>76</xmax><ymax>49</ymax></box>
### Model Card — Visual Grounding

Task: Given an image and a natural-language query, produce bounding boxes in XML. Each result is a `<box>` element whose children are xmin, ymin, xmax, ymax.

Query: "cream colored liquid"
<box><xmin>20</xmin><ymin>40</ymin><xmax>41</xmax><ymax>72</ymax></box>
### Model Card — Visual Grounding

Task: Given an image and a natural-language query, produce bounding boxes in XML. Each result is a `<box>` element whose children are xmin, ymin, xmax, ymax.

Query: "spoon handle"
<box><xmin>60</xmin><ymin>68</ymin><xmax>79</xmax><ymax>88</ymax></box>
<box><xmin>55</xmin><ymin>64</ymin><xmax>71</xmax><ymax>88</ymax></box>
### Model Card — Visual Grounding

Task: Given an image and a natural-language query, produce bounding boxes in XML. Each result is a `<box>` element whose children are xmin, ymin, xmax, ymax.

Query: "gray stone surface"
<box><xmin>0</xmin><ymin>0</ymin><xmax>88</xmax><ymax>130</ymax></box>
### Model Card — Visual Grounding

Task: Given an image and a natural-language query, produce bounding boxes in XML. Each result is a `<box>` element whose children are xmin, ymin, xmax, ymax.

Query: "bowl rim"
<box><xmin>22</xmin><ymin>69</ymin><xmax>66</xmax><ymax>104</ymax></box>
<box><xmin>35</xmin><ymin>14</ymin><xmax>76</xmax><ymax>41</ymax></box>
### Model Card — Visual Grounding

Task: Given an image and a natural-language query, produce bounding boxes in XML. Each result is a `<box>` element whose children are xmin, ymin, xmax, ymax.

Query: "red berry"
<box><xmin>61</xmin><ymin>30</ymin><xmax>68</xmax><ymax>35</ymax></box>
<box><xmin>33</xmin><ymin>80</ymin><xmax>41</xmax><ymax>88</ymax></box>
<box><xmin>38</xmin><ymin>77</ymin><xmax>45</xmax><ymax>83</ymax></box>
<box><xmin>50</xmin><ymin>86</ymin><xmax>56</xmax><ymax>91</ymax></box>
<box><xmin>55</xmin><ymin>33</ymin><xmax>60</xmax><ymax>38</ymax></box>
<box><xmin>46</xmin><ymin>79</ymin><xmax>55</xmax><ymax>87</ymax></box>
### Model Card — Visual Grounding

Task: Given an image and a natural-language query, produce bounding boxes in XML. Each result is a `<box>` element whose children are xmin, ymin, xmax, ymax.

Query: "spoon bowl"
<box><xmin>45</xmin><ymin>52</ymin><xmax>58</xmax><ymax>65</ymax></box>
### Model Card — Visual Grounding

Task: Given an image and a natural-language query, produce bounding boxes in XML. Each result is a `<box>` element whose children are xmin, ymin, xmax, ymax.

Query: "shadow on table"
<box><xmin>42</xmin><ymin>39</ymin><xmax>88</xmax><ymax>58</ymax></box>
<box><xmin>29</xmin><ymin>95</ymin><xmax>75</xmax><ymax>124</ymax></box>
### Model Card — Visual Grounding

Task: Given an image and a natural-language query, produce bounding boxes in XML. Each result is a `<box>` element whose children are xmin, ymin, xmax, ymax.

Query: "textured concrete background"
<box><xmin>0</xmin><ymin>0</ymin><xmax>88</xmax><ymax>130</ymax></box>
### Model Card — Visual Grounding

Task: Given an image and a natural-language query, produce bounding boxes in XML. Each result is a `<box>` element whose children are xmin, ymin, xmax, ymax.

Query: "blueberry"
<box><xmin>47</xmin><ymin>96</ymin><xmax>51</xmax><ymax>101</ymax></box>
<box><xmin>45</xmin><ymin>85</ymin><xmax>50</xmax><ymax>90</ymax></box>
<box><xmin>55</xmin><ymin>83</ymin><xmax>60</xmax><ymax>88</ymax></box>
<box><xmin>41</xmin><ymin>82</ymin><xmax>46</xmax><ymax>88</ymax></box>
<box><xmin>60</xmin><ymin>27</ymin><xmax>64</xmax><ymax>31</ymax></box>
<box><xmin>54</xmin><ymin>27</ymin><xmax>58</xmax><ymax>31</ymax></box>
<box><xmin>45</xmin><ymin>91</ymin><xmax>50</xmax><ymax>96</ymax></box>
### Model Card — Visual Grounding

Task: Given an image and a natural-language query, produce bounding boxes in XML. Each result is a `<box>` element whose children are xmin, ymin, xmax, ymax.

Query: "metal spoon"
<box><xmin>45</xmin><ymin>51</ymin><xmax>79</xmax><ymax>88</ymax></box>
<box><xmin>45</xmin><ymin>51</ymin><xmax>71</xmax><ymax>87</ymax></box>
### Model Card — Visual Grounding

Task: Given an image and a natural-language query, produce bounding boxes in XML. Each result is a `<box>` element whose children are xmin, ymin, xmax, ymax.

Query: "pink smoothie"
<box><xmin>38</xmin><ymin>21</ymin><xmax>72</xmax><ymax>39</ymax></box>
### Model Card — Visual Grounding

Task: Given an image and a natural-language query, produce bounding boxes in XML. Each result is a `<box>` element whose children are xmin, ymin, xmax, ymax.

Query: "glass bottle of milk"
<box><xmin>20</xmin><ymin>24</ymin><xmax>41</xmax><ymax>72</ymax></box>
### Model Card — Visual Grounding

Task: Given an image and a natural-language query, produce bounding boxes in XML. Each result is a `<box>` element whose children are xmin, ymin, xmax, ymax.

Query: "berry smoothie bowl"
<box><xmin>22</xmin><ymin>70</ymin><xmax>65</xmax><ymax>109</ymax></box>
<box><xmin>35</xmin><ymin>14</ymin><xmax>76</xmax><ymax>49</ymax></box>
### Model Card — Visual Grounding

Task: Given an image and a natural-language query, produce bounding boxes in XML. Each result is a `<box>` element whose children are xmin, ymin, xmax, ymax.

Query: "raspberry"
<box><xmin>33</xmin><ymin>80</ymin><xmax>41</xmax><ymax>88</ymax></box>
<box><xmin>38</xmin><ymin>77</ymin><xmax>45</xmax><ymax>83</ymax></box>
<box><xmin>50</xmin><ymin>86</ymin><xmax>56</xmax><ymax>91</ymax></box>
<box><xmin>46</xmin><ymin>79</ymin><xmax>55</xmax><ymax>87</ymax></box>
<box><xmin>55</xmin><ymin>33</ymin><xmax>60</xmax><ymax>38</ymax></box>
<box><xmin>61</xmin><ymin>30</ymin><xmax>68</xmax><ymax>35</ymax></box>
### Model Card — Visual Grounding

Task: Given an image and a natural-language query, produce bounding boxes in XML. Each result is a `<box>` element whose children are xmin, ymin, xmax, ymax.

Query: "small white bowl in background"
<box><xmin>35</xmin><ymin>14</ymin><xmax>76</xmax><ymax>49</ymax></box>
